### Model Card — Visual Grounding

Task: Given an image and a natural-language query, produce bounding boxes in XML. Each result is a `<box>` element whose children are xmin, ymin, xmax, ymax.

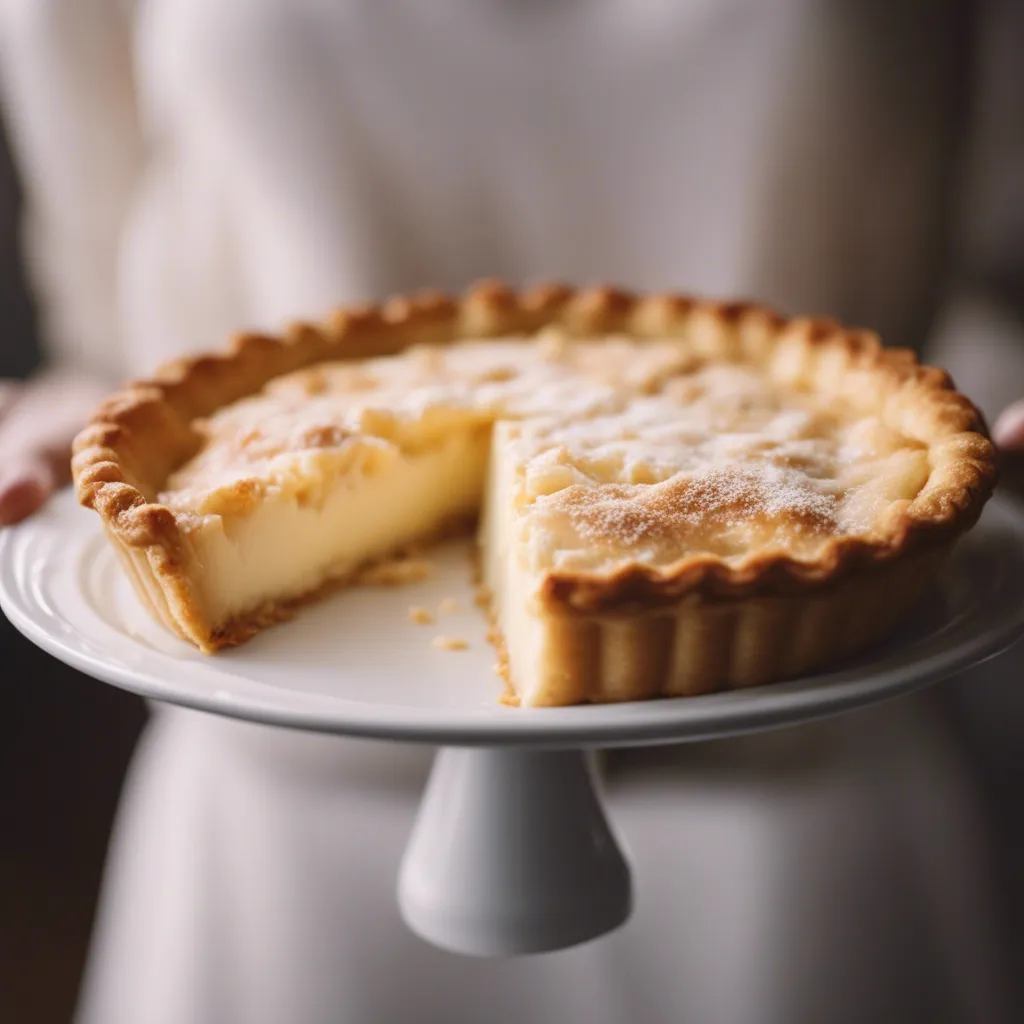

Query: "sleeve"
<box><xmin>0</xmin><ymin>0</ymin><xmax>143</xmax><ymax>380</ymax></box>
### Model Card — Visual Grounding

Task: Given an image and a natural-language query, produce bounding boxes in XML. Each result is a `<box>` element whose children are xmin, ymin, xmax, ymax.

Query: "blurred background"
<box><xmin>0</xmin><ymin>117</ymin><xmax>146</xmax><ymax>1024</ymax></box>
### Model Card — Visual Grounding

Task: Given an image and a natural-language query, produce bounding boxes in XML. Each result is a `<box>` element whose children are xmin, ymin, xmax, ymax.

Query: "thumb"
<box><xmin>992</xmin><ymin>400</ymin><xmax>1024</xmax><ymax>451</ymax></box>
<box><xmin>0</xmin><ymin>454</ymin><xmax>58</xmax><ymax>526</ymax></box>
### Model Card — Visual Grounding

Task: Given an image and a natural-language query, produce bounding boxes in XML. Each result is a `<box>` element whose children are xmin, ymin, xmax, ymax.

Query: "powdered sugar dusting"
<box><xmin>540</xmin><ymin>465</ymin><xmax>836</xmax><ymax>553</ymax></box>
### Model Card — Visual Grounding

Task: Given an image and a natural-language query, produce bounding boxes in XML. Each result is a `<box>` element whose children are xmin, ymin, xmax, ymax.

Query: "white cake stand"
<box><xmin>3</xmin><ymin>491</ymin><xmax>1024</xmax><ymax>957</ymax></box>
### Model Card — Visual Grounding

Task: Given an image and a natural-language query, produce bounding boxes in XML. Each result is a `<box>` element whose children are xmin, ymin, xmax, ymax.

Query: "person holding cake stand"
<box><xmin>1</xmin><ymin>2</ymin><xmax>1022</xmax><ymax>1022</ymax></box>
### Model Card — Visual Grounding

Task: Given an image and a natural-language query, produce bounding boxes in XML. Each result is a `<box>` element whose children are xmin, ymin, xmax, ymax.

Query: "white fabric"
<box><xmin>77</xmin><ymin>702</ymin><xmax>1014</xmax><ymax>1024</ymax></box>
<box><xmin>0</xmin><ymin>1</ymin><xmax>1019</xmax><ymax>1022</ymax></box>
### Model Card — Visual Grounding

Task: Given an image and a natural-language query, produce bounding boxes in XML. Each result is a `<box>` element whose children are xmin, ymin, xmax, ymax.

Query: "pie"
<box><xmin>71</xmin><ymin>283</ymin><xmax>996</xmax><ymax>706</ymax></box>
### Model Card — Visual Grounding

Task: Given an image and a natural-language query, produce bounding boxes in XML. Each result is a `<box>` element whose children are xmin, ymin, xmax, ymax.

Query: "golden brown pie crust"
<box><xmin>71</xmin><ymin>282</ymin><xmax>997</xmax><ymax>697</ymax></box>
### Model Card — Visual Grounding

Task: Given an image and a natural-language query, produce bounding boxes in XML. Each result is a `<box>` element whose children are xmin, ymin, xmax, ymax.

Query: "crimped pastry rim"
<box><xmin>70</xmin><ymin>280</ymin><xmax>998</xmax><ymax>632</ymax></box>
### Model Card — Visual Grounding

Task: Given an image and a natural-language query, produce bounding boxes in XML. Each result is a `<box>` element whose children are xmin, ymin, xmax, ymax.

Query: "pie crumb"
<box><xmin>408</xmin><ymin>606</ymin><xmax>433</xmax><ymax>625</ymax></box>
<box><xmin>498</xmin><ymin>686</ymin><xmax>520</xmax><ymax>707</ymax></box>
<box><xmin>431</xmin><ymin>635</ymin><xmax>469</xmax><ymax>652</ymax></box>
<box><xmin>437</xmin><ymin>597</ymin><xmax>460</xmax><ymax>615</ymax></box>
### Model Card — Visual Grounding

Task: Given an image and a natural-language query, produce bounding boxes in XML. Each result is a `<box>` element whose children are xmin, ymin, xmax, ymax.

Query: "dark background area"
<box><xmin>0</xmin><ymin>114</ymin><xmax>146</xmax><ymax>1024</ymax></box>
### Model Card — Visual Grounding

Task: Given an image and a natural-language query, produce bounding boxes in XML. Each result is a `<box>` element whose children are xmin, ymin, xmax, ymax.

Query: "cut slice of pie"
<box><xmin>72</xmin><ymin>283</ymin><xmax>996</xmax><ymax>705</ymax></box>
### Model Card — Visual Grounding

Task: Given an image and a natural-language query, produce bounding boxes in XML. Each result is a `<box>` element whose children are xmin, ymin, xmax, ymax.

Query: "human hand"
<box><xmin>993</xmin><ymin>401</ymin><xmax>1024</xmax><ymax>453</ymax></box>
<box><xmin>0</xmin><ymin>372</ymin><xmax>108</xmax><ymax>526</ymax></box>
<box><xmin>988</xmin><ymin>400</ymin><xmax>1024</xmax><ymax>501</ymax></box>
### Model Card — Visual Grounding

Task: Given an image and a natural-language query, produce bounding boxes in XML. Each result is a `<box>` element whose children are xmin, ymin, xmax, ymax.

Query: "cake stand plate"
<box><xmin>3</xmin><ymin>490</ymin><xmax>1024</xmax><ymax>956</ymax></box>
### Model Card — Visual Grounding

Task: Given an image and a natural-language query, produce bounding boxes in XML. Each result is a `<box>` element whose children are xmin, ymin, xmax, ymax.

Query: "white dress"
<box><xmin>1</xmin><ymin>2</ymin><xmax>1020</xmax><ymax>1021</ymax></box>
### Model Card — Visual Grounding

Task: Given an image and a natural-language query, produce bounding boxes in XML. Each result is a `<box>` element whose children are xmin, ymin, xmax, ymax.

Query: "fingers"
<box><xmin>0</xmin><ymin>455</ymin><xmax>57</xmax><ymax>527</ymax></box>
<box><xmin>0</xmin><ymin>373</ymin><xmax>111</xmax><ymax>526</ymax></box>
<box><xmin>0</xmin><ymin>373</ymin><xmax>112</xmax><ymax>526</ymax></box>
<box><xmin>993</xmin><ymin>401</ymin><xmax>1024</xmax><ymax>452</ymax></box>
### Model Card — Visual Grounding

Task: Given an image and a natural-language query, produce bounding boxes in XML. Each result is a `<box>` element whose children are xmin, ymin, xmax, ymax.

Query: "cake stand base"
<box><xmin>399</xmin><ymin>748</ymin><xmax>630</xmax><ymax>955</ymax></box>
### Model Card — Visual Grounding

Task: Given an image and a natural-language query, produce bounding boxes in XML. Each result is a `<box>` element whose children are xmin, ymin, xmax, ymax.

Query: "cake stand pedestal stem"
<box><xmin>398</xmin><ymin>747</ymin><xmax>632</xmax><ymax>956</ymax></box>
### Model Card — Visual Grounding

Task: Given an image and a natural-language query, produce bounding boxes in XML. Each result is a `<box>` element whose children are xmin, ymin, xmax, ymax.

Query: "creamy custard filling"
<box><xmin>159</xmin><ymin>333</ymin><xmax>933</xmax><ymax>696</ymax></box>
<box><xmin>175</xmin><ymin>429</ymin><xmax>490</xmax><ymax>626</ymax></box>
